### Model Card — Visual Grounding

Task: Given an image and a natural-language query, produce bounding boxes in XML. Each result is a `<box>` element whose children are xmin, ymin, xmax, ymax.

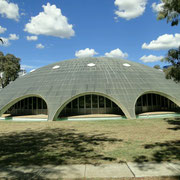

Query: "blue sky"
<box><xmin>0</xmin><ymin>0</ymin><xmax>179</xmax><ymax>71</ymax></box>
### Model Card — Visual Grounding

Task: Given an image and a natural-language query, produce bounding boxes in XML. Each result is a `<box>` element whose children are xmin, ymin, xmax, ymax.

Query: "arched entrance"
<box><xmin>58</xmin><ymin>94</ymin><xmax>125</xmax><ymax>118</ymax></box>
<box><xmin>135</xmin><ymin>93</ymin><xmax>180</xmax><ymax>115</ymax></box>
<box><xmin>5</xmin><ymin>96</ymin><xmax>48</xmax><ymax>116</ymax></box>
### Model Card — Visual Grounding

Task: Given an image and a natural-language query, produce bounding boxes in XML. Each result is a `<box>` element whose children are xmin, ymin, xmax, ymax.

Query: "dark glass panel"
<box><xmin>86</xmin><ymin>95</ymin><xmax>91</xmax><ymax>108</ymax></box>
<box><xmin>72</xmin><ymin>99</ymin><xmax>78</xmax><ymax>108</ymax></box>
<box><xmin>112</xmin><ymin>101</ymin><xmax>118</xmax><ymax>108</ymax></box>
<box><xmin>106</xmin><ymin>98</ymin><xmax>111</xmax><ymax>108</ymax></box>
<box><xmin>79</xmin><ymin>96</ymin><xmax>84</xmax><ymax>108</ymax></box>
<box><xmin>67</xmin><ymin>102</ymin><xmax>71</xmax><ymax>109</ymax></box>
<box><xmin>33</xmin><ymin>97</ymin><xmax>36</xmax><ymax>109</ymax></box>
<box><xmin>99</xmin><ymin>96</ymin><xmax>104</xmax><ymax>108</ymax></box>
<box><xmin>92</xmin><ymin>95</ymin><xmax>98</xmax><ymax>108</ymax></box>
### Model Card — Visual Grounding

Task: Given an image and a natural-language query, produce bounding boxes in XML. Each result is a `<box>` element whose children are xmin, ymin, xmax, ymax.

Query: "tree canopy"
<box><xmin>153</xmin><ymin>65</ymin><xmax>161</xmax><ymax>69</ymax></box>
<box><xmin>162</xmin><ymin>47</ymin><xmax>180</xmax><ymax>82</ymax></box>
<box><xmin>158</xmin><ymin>0</ymin><xmax>180</xmax><ymax>26</ymax></box>
<box><xmin>0</xmin><ymin>52</ymin><xmax>20</xmax><ymax>88</ymax></box>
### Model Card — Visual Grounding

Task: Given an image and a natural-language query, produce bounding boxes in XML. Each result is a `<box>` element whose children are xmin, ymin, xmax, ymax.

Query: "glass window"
<box><xmin>157</xmin><ymin>95</ymin><xmax>160</xmax><ymax>105</ymax></box>
<box><xmin>67</xmin><ymin>102</ymin><xmax>71</xmax><ymax>109</ymax></box>
<box><xmin>29</xmin><ymin>97</ymin><xmax>32</xmax><ymax>109</ymax></box>
<box><xmin>38</xmin><ymin>98</ymin><xmax>41</xmax><ymax>109</ymax></box>
<box><xmin>21</xmin><ymin>99</ymin><xmax>25</xmax><ymax>109</ymax></box>
<box><xmin>42</xmin><ymin>100</ymin><xmax>47</xmax><ymax>109</ymax></box>
<box><xmin>86</xmin><ymin>95</ymin><xmax>91</xmax><ymax>108</ymax></box>
<box><xmin>33</xmin><ymin>97</ymin><xmax>36</xmax><ymax>109</ymax></box>
<box><xmin>99</xmin><ymin>96</ymin><xmax>104</xmax><ymax>108</ymax></box>
<box><xmin>161</xmin><ymin>96</ymin><xmax>164</xmax><ymax>107</ymax></box>
<box><xmin>152</xmin><ymin>94</ymin><xmax>156</xmax><ymax>106</ymax></box>
<box><xmin>148</xmin><ymin>94</ymin><xmax>152</xmax><ymax>106</ymax></box>
<box><xmin>72</xmin><ymin>99</ymin><xmax>78</xmax><ymax>108</ymax></box>
<box><xmin>92</xmin><ymin>95</ymin><xmax>98</xmax><ymax>108</ymax></box>
<box><xmin>106</xmin><ymin>98</ymin><xmax>111</xmax><ymax>108</ymax></box>
<box><xmin>25</xmin><ymin>98</ymin><xmax>28</xmax><ymax>109</ymax></box>
<box><xmin>112</xmin><ymin>102</ymin><xmax>117</xmax><ymax>108</ymax></box>
<box><xmin>136</xmin><ymin>97</ymin><xmax>141</xmax><ymax>106</ymax></box>
<box><xmin>79</xmin><ymin>96</ymin><xmax>84</xmax><ymax>108</ymax></box>
<box><xmin>142</xmin><ymin>95</ymin><xmax>147</xmax><ymax>106</ymax></box>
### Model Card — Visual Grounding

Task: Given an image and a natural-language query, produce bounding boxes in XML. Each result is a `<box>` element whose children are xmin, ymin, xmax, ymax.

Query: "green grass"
<box><xmin>0</xmin><ymin>117</ymin><xmax>179</xmax><ymax>166</ymax></box>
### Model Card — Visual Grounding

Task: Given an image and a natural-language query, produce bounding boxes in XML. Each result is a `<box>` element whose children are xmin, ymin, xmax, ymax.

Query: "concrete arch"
<box><xmin>53</xmin><ymin>92</ymin><xmax>131</xmax><ymax>121</ymax></box>
<box><xmin>0</xmin><ymin>94</ymin><xmax>49</xmax><ymax>118</ymax></box>
<box><xmin>134</xmin><ymin>91</ymin><xmax>180</xmax><ymax>115</ymax></box>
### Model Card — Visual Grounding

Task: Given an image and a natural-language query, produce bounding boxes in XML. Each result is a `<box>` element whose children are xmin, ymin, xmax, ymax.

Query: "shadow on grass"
<box><xmin>0</xmin><ymin>128</ymin><xmax>123</xmax><ymax>178</ymax></box>
<box><xmin>0</xmin><ymin>128</ymin><xmax>122</xmax><ymax>167</ymax></box>
<box><xmin>133</xmin><ymin>117</ymin><xmax>180</xmax><ymax>163</ymax></box>
<box><xmin>133</xmin><ymin>140</ymin><xmax>180</xmax><ymax>163</ymax></box>
<box><xmin>132</xmin><ymin>116</ymin><xmax>180</xmax><ymax>175</ymax></box>
<box><xmin>164</xmin><ymin>117</ymin><xmax>180</xmax><ymax>131</ymax></box>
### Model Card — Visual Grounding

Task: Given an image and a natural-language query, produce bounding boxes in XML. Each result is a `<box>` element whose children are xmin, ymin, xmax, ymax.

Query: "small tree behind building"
<box><xmin>0</xmin><ymin>52</ymin><xmax>20</xmax><ymax>88</ymax></box>
<box><xmin>162</xmin><ymin>46</ymin><xmax>180</xmax><ymax>82</ymax></box>
<box><xmin>153</xmin><ymin>65</ymin><xmax>160</xmax><ymax>69</ymax></box>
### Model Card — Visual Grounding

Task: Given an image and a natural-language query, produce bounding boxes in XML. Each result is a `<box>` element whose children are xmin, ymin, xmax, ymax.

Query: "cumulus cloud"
<box><xmin>114</xmin><ymin>0</ymin><xmax>147</xmax><ymax>20</ymax></box>
<box><xmin>0</xmin><ymin>37</ymin><xmax>9</xmax><ymax>46</ymax></box>
<box><xmin>36</xmin><ymin>43</ymin><xmax>44</xmax><ymax>49</ymax></box>
<box><xmin>75</xmin><ymin>48</ymin><xmax>98</xmax><ymax>58</ymax></box>
<box><xmin>9</xmin><ymin>33</ymin><xmax>19</xmax><ymax>40</ymax></box>
<box><xmin>105</xmin><ymin>48</ymin><xmax>128</xmax><ymax>58</ymax></box>
<box><xmin>0</xmin><ymin>25</ymin><xmax>6</xmax><ymax>34</ymax></box>
<box><xmin>152</xmin><ymin>1</ymin><xmax>164</xmax><ymax>13</ymax></box>
<box><xmin>140</xmin><ymin>55</ymin><xmax>164</xmax><ymax>63</ymax></box>
<box><xmin>24</xmin><ymin>3</ymin><xmax>75</xmax><ymax>39</ymax></box>
<box><xmin>0</xmin><ymin>0</ymin><xmax>19</xmax><ymax>21</ymax></box>
<box><xmin>142</xmin><ymin>33</ymin><xmax>180</xmax><ymax>50</ymax></box>
<box><xmin>0</xmin><ymin>33</ymin><xmax>19</xmax><ymax>46</ymax></box>
<box><xmin>21</xmin><ymin>65</ymin><xmax>35</xmax><ymax>69</ymax></box>
<box><xmin>26</xmin><ymin>36</ymin><xmax>38</xmax><ymax>41</ymax></box>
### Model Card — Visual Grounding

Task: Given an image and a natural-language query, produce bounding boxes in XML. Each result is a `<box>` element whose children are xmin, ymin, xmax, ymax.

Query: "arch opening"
<box><xmin>135</xmin><ymin>93</ymin><xmax>180</xmax><ymax>115</ymax></box>
<box><xmin>4</xmin><ymin>96</ymin><xmax>48</xmax><ymax>118</ymax></box>
<box><xmin>58</xmin><ymin>94</ymin><xmax>125</xmax><ymax>118</ymax></box>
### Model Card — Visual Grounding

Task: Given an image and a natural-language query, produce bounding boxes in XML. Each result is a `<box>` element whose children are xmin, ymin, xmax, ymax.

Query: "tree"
<box><xmin>162</xmin><ymin>46</ymin><xmax>180</xmax><ymax>82</ymax></box>
<box><xmin>158</xmin><ymin>0</ymin><xmax>180</xmax><ymax>26</ymax></box>
<box><xmin>0</xmin><ymin>52</ymin><xmax>20</xmax><ymax>88</ymax></box>
<box><xmin>153</xmin><ymin>65</ymin><xmax>161</xmax><ymax>69</ymax></box>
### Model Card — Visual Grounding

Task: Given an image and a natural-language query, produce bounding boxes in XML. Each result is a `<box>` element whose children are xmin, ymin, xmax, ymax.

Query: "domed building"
<box><xmin>0</xmin><ymin>57</ymin><xmax>180</xmax><ymax>121</ymax></box>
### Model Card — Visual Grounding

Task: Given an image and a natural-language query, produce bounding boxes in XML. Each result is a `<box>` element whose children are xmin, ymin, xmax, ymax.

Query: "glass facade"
<box><xmin>6</xmin><ymin>97</ymin><xmax>48</xmax><ymax>115</ymax></box>
<box><xmin>135</xmin><ymin>93</ymin><xmax>180</xmax><ymax>114</ymax></box>
<box><xmin>59</xmin><ymin>94</ymin><xmax>124</xmax><ymax>117</ymax></box>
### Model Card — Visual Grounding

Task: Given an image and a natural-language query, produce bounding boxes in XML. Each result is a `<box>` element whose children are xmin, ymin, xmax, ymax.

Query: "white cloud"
<box><xmin>0</xmin><ymin>37</ymin><xmax>9</xmax><ymax>46</ymax></box>
<box><xmin>24</xmin><ymin>3</ymin><xmax>75</xmax><ymax>39</ymax></box>
<box><xmin>114</xmin><ymin>0</ymin><xmax>147</xmax><ymax>20</ymax></box>
<box><xmin>105</xmin><ymin>48</ymin><xmax>128</xmax><ymax>58</ymax></box>
<box><xmin>9</xmin><ymin>33</ymin><xmax>19</xmax><ymax>40</ymax></box>
<box><xmin>26</xmin><ymin>36</ymin><xmax>38</xmax><ymax>41</ymax></box>
<box><xmin>75</xmin><ymin>48</ymin><xmax>98</xmax><ymax>58</ymax></box>
<box><xmin>0</xmin><ymin>25</ymin><xmax>6</xmax><ymax>34</ymax></box>
<box><xmin>152</xmin><ymin>1</ymin><xmax>164</xmax><ymax>13</ymax></box>
<box><xmin>36</xmin><ymin>43</ymin><xmax>44</xmax><ymax>49</ymax></box>
<box><xmin>140</xmin><ymin>55</ymin><xmax>164</xmax><ymax>62</ymax></box>
<box><xmin>0</xmin><ymin>0</ymin><xmax>19</xmax><ymax>21</ymax></box>
<box><xmin>21</xmin><ymin>65</ymin><xmax>35</xmax><ymax>69</ymax></box>
<box><xmin>0</xmin><ymin>33</ymin><xmax>19</xmax><ymax>46</ymax></box>
<box><xmin>142</xmin><ymin>33</ymin><xmax>180</xmax><ymax>50</ymax></box>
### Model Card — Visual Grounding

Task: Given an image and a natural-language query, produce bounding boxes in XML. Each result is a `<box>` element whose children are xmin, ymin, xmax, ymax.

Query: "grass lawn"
<box><xmin>0</xmin><ymin>117</ymin><xmax>179</xmax><ymax>166</ymax></box>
